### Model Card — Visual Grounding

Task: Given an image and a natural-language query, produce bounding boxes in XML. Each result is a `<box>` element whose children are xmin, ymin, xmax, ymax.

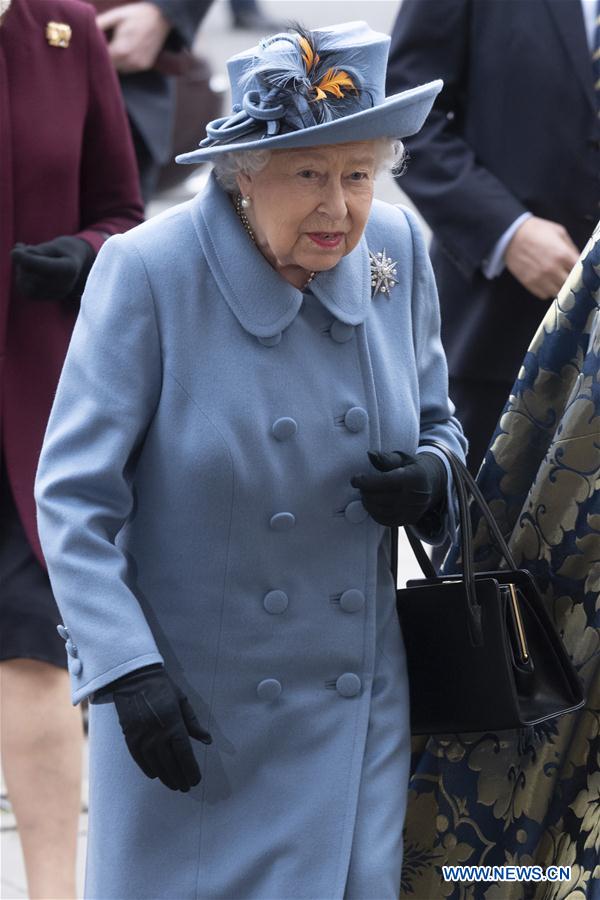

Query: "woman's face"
<box><xmin>236</xmin><ymin>141</ymin><xmax>377</xmax><ymax>288</ymax></box>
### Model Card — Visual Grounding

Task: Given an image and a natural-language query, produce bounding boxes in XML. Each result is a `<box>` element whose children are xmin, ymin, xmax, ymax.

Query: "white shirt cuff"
<box><xmin>481</xmin><ymin>212</ymin><xmax>532</xmax><ymax>279</ymax></box>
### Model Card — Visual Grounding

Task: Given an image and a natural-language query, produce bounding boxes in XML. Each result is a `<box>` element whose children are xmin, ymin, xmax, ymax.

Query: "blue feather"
<box><xmin>239</xmin><ymin>24</ymin><xmax>374</xmax><ymax>128</ymax></box>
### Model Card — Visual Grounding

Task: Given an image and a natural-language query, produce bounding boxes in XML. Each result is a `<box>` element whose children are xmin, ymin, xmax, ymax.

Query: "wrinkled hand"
<box><xmin>11</xmin><ymin>236</ymin><xmax>95</xmax><ymax>302</ymax></box>
<box><xmin>96</xmin><ymin>2</ymin><xmax>171</xmax><ymax>73</ymax></box>
<box><xmin>504</xmin><ymin>216</ymin><xmax>579</xmax><ymax>300</ymax></box>
<box><xmin>351</xmin><ymin>451</ymin><xmax>447</xmax><ymax>527</ymax></box>
<box><xmin>107</xmin><ymin>666</ymin><xmax>212</xmax><ymax>792</ymax></box>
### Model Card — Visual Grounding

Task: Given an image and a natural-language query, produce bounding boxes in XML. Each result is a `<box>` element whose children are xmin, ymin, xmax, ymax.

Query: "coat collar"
<box><xmin>191</xmin><ymin>173</ymin><xmax>372</xmax><ymax>339</ymax></box>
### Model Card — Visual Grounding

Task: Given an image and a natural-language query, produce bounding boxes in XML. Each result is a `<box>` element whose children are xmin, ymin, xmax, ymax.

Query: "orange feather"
<box><xmin>299</xmin><ymin>36</ymin><xmax>318</xmax><ymax>73</ymax></box>
<box><xmin>312</xmin><ymin>67</ymin><xmax>357</xmax><ymax>101</ymax></box>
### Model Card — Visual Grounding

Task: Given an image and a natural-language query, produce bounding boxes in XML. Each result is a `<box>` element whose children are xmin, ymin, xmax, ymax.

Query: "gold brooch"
<box><xmin>46</xmin><ymin>22</ymin><xmax>72</xmax><ymax>48</ymax></box>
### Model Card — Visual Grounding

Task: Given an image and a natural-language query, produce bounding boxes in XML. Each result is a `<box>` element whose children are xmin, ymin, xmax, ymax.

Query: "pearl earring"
<box><xmin>241</xmin><ymin>196</ymin><xmax>252</xmax><ymax>209</ymax></box>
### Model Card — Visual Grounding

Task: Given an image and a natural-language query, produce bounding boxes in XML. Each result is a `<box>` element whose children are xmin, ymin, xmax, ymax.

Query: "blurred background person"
<box><xmin>229</xmin><ymin>0</ymin><xmax>284</xmax><ymax>31</ymax></box>
<box><xmin>0</xmin><ymin>0</ymin><xmax>143</xmax><ymax>896</ymax></box>
<box><xmin>386</xmin><ymin>0</ymin><xmax>600</xmax><ymax>477</ymax></box>
<box><xmin>92</xmin><ymin>0</ymin><xmax>213</xmax><ymax>202</ymax></box>
<box><xmin>401</xmin><ymin>220</ymin><xmax>600</xmax><ymax>899</ymax></box>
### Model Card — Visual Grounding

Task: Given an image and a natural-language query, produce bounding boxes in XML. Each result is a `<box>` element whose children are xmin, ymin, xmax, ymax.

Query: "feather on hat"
<box><xmin>176</xmin><ymin>21</ymin><xmax>442</xmax><ymax>164</ymax></box>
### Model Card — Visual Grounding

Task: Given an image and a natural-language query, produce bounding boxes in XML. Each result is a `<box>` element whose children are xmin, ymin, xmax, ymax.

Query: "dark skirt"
<box><xmin>0</xmin><ymin>463</ymin><xmax>66</xmax><ymax>668</ymax></box>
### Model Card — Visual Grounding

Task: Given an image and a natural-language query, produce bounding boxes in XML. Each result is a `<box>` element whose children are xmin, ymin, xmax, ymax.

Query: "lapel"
<box><xmin>191</xmin><ymin>173</ymin><xmax>372</xmax><ymax>339</ymax></box>
<box><xmin>544</xmin><ymin>0</ymin><xmax>597</xmax><ymax>114</ymax></box>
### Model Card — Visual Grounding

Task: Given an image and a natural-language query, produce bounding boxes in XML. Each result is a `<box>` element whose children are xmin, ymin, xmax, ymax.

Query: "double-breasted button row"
<box><xmin>264</xmin><ymin>589</ymin><xmax>364</xmax><ymax>615</ymax></box>
<box><xmin>257</xmin><ymin>320</ymin><xmax>355</xmax><ymax>345</ymax></box>
<box><xmin>256</xmin><ymin>674</ymin><xmax>362</xmax><ymax>701</ymax></box>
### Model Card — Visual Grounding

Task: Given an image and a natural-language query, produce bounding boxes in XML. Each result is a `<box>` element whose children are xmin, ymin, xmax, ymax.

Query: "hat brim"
<box><xmin>175</xmin><ymin>79</ymin><xmax>443</xmax><ymax>165</ymax></box>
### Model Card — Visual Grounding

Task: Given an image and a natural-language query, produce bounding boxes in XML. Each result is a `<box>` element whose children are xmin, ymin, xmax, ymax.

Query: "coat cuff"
<box><xmin>414</xmin><ymin>447</ymin><xmax>458</xmax><ymax>545</ymax></box>
<box><xmin>70</xmin><ymin>652</ymin><xmax>164</xmax><ymax>706</ymax></box>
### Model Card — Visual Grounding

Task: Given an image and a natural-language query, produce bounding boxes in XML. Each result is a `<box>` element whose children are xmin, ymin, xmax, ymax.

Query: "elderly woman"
<box><xmin>35</xmin><ymin>22</ymin><xmax>466</xmax><ymax>900</ymax></box>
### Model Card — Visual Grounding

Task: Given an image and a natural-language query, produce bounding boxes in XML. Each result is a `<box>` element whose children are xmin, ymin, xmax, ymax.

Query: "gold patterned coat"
<box><xmin>401</xmin><ymin>223</ymin><xmax>600</xmax><ymax>899</ymax></box>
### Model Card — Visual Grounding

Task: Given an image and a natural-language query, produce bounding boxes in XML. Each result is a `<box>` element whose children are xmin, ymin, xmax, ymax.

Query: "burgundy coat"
<box><xmin>0</xmin><ymin>0</ymin><xmax>143</xmax><ymax>565</ymax></box>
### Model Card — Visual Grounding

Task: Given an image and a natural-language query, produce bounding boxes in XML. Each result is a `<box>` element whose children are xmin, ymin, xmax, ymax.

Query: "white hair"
<box><xmin>212</xmin><ymin>138</ymin><xmax>406</xmax><ymax>193</ymax></box>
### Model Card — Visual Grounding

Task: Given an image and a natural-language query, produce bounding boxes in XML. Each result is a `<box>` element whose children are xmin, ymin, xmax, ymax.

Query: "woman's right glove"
<box><xmin>97</xmin><ymin>665</ymin><xmax>212</xmax><ymax>792</ymax></box>
<box><xmin>351</xmin><ymin>450</ymin><xmax>447</xmax><ymax>527</ymax></box>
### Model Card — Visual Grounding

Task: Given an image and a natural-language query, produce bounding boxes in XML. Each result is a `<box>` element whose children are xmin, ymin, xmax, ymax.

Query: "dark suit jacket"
<box><xmin>119</xmin><ymin>0</ymin><xmax>213</xmax><ymax>165</ymax></box>
<box><xmin>0</xmin><ymin>0</ymin><xmax>143</xmax><ymax>564</ymax></box>
<box><xmin>387</xmin><ymin>0</ymin><xmax>600</xmax><ymax>383</ymax></box>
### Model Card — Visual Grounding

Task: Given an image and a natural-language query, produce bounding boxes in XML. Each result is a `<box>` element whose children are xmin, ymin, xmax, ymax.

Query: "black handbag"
<box><xmin>394</xmin><ymin>441</ymin><xmax>585</xmax><ymax>735</ymax></box>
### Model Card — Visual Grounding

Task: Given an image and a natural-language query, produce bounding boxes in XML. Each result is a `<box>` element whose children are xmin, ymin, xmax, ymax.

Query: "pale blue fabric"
<box><xmin>35</xmin><ymin>174</ymin><xmax>466</xmax><ymax>899</ymax></box>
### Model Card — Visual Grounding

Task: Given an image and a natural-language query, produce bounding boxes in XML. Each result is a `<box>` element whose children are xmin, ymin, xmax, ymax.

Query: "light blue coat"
<box><xmin>35</xmin><ymin>173</ymin><xmax>466</xmax><ymax>900</ymax></box>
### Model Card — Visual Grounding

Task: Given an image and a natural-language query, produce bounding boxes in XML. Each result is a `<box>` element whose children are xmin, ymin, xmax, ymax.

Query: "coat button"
<box><xmin>339</xmin><ymin>589</ymin><xmax>365</xmax><ymax>613</ymax></box>
<box><xmin>70</xmin><ymin>658</ymin><xmax>83</xmax><ymax>677</ymax></box>
<box><xmin>336</xmin><ymin>673</ymin><xmax>361</xmax><ymax>698</ymax></box>
<box><xmin>257</xmin><ymin>678</ymin><xmax>282</xmax><ymax>701</ymax></box>
<box><xmin>65</xmin><ymin>639</ymin><xmax>78</xmax><ymax>658</ymax></box>
<box><xmin>57</xmin><ymin>624</ymin><xmax>69</xmax><ymax>640</ymax></box>
<box><xmin>344</xmin><ymin>500</ymin><xmax>368</xmax><ymax>524</ymax></box>
<box><xmin>344</xmin><ymin>407</ymin><xmax>368</xmax><ymax>433</ymax></box>
<box><xmin>263</xmin><ymin>590</ymin><xmax>289</xmax><ymax>614</ymax></box>
<box><xmin>270</xmin><ymin>512</ymin><xmax>296</xmax><ymax>531</ymax></box>
<box><xmin>272</xmin><ymin>417</ymin><xmax>298</xmax><ymax>441</ymax></box>
<box><xmin>258</xmin><ymin>333</ymin><xmax>282</xmax><ymax>347</ymax></box>
<box><xmin>330</xmin><ymin>321</ymin><xmax>354</xmax><ymax>343</ymax></box>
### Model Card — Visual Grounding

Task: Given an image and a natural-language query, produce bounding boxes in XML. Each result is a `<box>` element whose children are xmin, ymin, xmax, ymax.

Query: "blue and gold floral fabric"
<box><xmin>401</xmin><ymin>223</ymin><xmax>600</xmax><ymax>899</ymax></box>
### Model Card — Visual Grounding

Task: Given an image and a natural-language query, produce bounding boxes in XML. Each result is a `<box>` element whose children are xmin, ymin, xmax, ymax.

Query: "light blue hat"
<box><xmin>176</xmin><ymin>21</ymin><xmax>442</xmax><ymax>164</ymax></box>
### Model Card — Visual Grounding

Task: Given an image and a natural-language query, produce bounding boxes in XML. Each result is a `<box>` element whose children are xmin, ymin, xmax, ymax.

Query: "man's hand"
<box><xmin>504</xmin><ymin>216</ymin><xmax>579</xmax><ymax>300</ymax></box>
<box><xmin>96</xmin><ymin>2</ymin><xmax>171</xmax><ymax>74</ymax></box>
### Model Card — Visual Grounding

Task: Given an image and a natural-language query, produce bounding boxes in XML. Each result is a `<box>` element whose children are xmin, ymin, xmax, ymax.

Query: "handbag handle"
<box><xmin>393</xmin><ymin>442</ymin><xmax>483</xmax><ymax>645</ymax></box>
<box><xmin>394</xmin><ymin>442</ymin><xmax>519</xmax><ymax>646</ymax></box>
<box><xmin>419</xmin><ymin>440</ymin><xmax>518</xmax><ymax>570</ymax></box>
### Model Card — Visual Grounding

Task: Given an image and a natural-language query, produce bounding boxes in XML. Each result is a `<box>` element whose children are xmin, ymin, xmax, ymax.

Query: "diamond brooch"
<box><xmin>369</xmin><ymin>249</ymin><xmax>399</xmax><ymax>298</ymax></box>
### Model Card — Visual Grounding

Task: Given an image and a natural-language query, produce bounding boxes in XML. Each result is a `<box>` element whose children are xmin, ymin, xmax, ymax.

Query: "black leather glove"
<box><xmin>351</xmin><ymin>450</ymin><xmax>447</xmax><ymax>527</ymax></box>
<box><xmin>11</xmin><ymin>235</ymin><xmax>96</xmax><ymax>301</ymax></box>
<box><xmin>98</xmin><ymin>665</ymin><xmax>212</xmax><ymax>792</ymax></box>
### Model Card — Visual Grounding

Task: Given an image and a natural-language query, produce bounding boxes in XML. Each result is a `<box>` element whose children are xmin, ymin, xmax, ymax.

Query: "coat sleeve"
<box><xmin>387</xmin><ymin>0</ymin><xmax>527</xmax><ymax>279</ymax></box>
<box><xmin>403</xmin><ymin>207</ymin><xmax>468</xmax><ymax>542</ymax></box>
<box><xmin>153</xmin><ymin>0</ymin><xmax>213</xmax><ymax>48</ymax></box>
<box><xmin>35</xmin><ymin>235</ymin><xmax>164</xmax><ymax>704</ymax></box>
<box><xmin>76</xmin><ymin>6</ymin><xmax>144</xmax><ymax>255</ymax></box>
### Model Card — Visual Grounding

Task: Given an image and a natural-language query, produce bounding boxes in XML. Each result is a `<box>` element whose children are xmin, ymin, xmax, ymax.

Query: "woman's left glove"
<box><xmin>351</xmin><ymin>450</ymin><xmax>447</xmax><ymax>527</ymax></box>
<box><xmin>11</xmin><ymin>236</ymin><xmax>96</xmax><ymax>302</ymax></box>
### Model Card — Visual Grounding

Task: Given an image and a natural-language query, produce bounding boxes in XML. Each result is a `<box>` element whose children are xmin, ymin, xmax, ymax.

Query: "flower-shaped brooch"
<box><xmin>369</xmin><ymin>249</ymin><xmax>399</xmax><ymax>298</ymax></box>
